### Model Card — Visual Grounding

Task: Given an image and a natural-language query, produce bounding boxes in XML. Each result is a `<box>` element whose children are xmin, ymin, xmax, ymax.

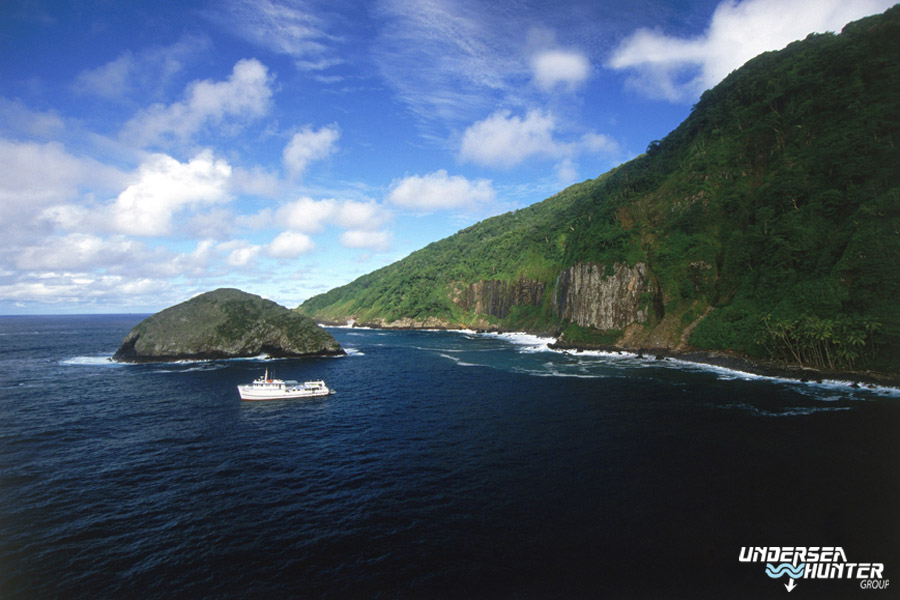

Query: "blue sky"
<box><xmin>0</xmin><ymin>0</ymin><xmax>893</xmax><ymax>314</ymax></box>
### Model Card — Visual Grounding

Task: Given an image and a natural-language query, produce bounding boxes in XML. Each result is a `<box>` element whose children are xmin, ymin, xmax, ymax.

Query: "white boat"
<box><xmin>237</xmin><ymin>369</ymin><xmax>334</xmax><ymax>401</ymax></box>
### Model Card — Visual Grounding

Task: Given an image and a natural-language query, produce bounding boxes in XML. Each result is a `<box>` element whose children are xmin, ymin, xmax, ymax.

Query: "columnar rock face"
<box><xmin>553</xmin><ymin>262</ymin><xmax>650</xmax><ymax>330</ymax></box>
<box><xmin>455</xmin><ymin>278</ymin><xmax>545</xmax><ymax>319</ymax></box>
<box><xmin>113</xmin><ymin>288</ymin><xmax>343</xmax><ymax>363</ymax></box>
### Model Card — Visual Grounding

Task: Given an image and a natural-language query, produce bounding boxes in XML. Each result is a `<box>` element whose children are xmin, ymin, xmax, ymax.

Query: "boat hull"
<box><xmin>237</xmin><ymin>387</ymin><xmax>333</xmax><ymax>401</ymax></box>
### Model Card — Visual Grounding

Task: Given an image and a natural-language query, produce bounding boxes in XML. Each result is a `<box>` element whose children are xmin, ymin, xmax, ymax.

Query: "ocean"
<box><xmin>1</xmin><ymin>315</ymin><xmax>898</xmax><ymax>599</ymax></box>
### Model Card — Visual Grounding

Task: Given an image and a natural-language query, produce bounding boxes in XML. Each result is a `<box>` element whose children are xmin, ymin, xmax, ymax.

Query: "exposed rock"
<box><xmin>452</xmin><ymin>278</ymin><xmax>545</xmax><ymax>319</ymax></box>
<box><xmin>553</xmin><ymin>262</ymin><xmax>651</xmax><ymax>330</ymax></box>
<box><xmin>113</xmin><ymin>288</ymin><xmax>343</xmax><ymax>363</ymax></box>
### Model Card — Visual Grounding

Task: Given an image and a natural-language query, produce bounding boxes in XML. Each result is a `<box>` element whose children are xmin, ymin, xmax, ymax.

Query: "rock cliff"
<box><xmin>453</xmin><ymin>278</ymin><xmax>546</xmax><ymax>320</ymax></box>
<box><xmin>553</xmin><ymin>262</ymin><xmax>652</xmax><ymax>331</ymax></box>
<box><xmin>114</xmin><ymin>288</ymin><xmax>343</xmax><ymax>363</ymax></box>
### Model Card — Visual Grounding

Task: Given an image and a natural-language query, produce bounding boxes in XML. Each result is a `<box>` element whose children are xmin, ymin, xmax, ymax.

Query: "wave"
<box><xmin>438</xmin><ymin>353</ymin><xmax>479</xmax><ymax>368</ymax></box>
<box><xmin>344</xmin><ymin>347</ymin><xmax>365</xmax><ymax>357</ymax></box>
<box><xmin>60</xmin><ymin>355</ymin><xmax>119</xmax><ymax>366</ymax></box>
<box><xmin>722</xmin><ymin>403</ymin><xmax>853</xmax><ymax>417</ymax></box>
<box><xmin>766</xmin><ymin>563</ymin><xmax>805</xmax><ymax>578</ymax></box>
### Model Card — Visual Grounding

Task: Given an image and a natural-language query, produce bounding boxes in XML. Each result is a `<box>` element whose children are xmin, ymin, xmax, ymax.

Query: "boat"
<box><xmin>237</xmin><ymin>369</ymin><xmax>334</xmax><ymax>401</ymax></box>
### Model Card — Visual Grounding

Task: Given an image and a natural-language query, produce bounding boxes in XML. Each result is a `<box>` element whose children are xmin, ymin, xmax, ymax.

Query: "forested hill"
<box><xmin>300</xmin><ymin>6</ymin><xmax>900</xmax><ymax>375</ymax></box>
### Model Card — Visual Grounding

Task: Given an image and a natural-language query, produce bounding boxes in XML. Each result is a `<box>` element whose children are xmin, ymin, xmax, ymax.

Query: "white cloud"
<box><xmin>283</xmin><ymin>123</ymin><xmax>340</xmax><ymax>178</ymax></box>
<box><xmin>211</xmin><ymin>0</ymin><xmax>341</xmax><ymax>71</ymax></box>
<box><xmin>387</xmin><ymin>170</ymin><xmax>495</xmax><ymax>213</ymax></box>
<box><xmin>15</xmin><ymin>233</ymin><xmax>142</xmax><ymax>271</ymax></box>
<box><xmin>0</xmin><ymin>98</ymin><xmax>65</xmax><ymax>138</ymax></box>
<box><xmin>372</xmin><ymin>0</ymin><xmax>527</xmax><ymax>125</ymax></box>
<box><xmin>531</xmin><ymin>49</ymin><xmax>590</xmax><ymax>91</ymax></box>
<box><xmin>220</xmin><ymin>240</ymin><xmax>261</xmax><ymax>267</ymax></box>
<box><xmin>335</xmin><ymin>200</ymin><xmax>388</xmax><ymax>231</ymax></box>
<box><xmin>231</xmin><ymin>165</ymin><xmax>282</xmax><ymax>198</ymax></box>
<box><xmin>555</xmin><ymin>158</ymin><xmax>578</xmax><ymax>187</ymax></box>
<box><xmin>580</xmin><ymin>132</ymin><xmax>619</xmax><ymax>154</ymax></box>
<box><xmin>459</xmin><ymin>109</ymin><xmax>621</xmax><ymax>170</ymax></box>
<box><xmin>268</xmin><ymin>231</ymin><xmax>315</xmax><ymax>258</ymax></box>
<box><xmin>276</xmin><ymin>197</ymin><xmax>337</xmax><ymax>233</ymax></box>
<box><xmin>122</xmin><ymin>58</ymin><xmax>273</xmax><ymax>147</ymax></box>
<box><xmin>72</xmin><ymin>35</ymin><xmax>209</xmax><ymax>100</ymax></box>
<box><xmin>0</xmin><ymin>139</ymin><xmax>116</xmax><ymax>207</ymax></box>
<box><xmin>608</xmin><ymin>0</ymin><xmax>895</xmax><ymax>101</ymax></box>
<box><xmin>109</xmin><ymin>150</ymin><xmax>232</xmax><ymax>236</ymax></box>
<box><xmin>273</xmin><ymin>196</ymin><xmax>390</xmax><ymax>234</ymax></box>
<box><xmin>339</xmin><ymin>229</ymin><xmax>391</xmax><ymax>251</ymax></box>
<box><xmin>0</xmin><ymin>274</ymin><xmax>169</xmax><ymax>306</ymax></box>
<box><xmin>0</xmin><ymin>138</ymin><xmax>126</xmax><ymax>243</ymax></box>
<box><xmin>459</xmin><ymin>109</ymin><xmax>564</xmax><ymax>168</ymax></box>
<box><xmin>73</xmin><ymin>53</ymin><xmax>136</xmax><ymax>100</ymax></box>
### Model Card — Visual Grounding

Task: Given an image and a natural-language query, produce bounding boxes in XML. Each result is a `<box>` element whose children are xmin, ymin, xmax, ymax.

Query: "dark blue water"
<box><xmin>1</xmin><ymin>316</ymin><xmax>898</xmax><ymax>599</ymax></box>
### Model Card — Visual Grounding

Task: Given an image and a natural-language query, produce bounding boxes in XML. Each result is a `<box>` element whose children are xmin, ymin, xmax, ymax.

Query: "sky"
<box><xmin>0</xmin><ymin>0</ymin><xmax>894</xmax><ymax>314</ymax></box>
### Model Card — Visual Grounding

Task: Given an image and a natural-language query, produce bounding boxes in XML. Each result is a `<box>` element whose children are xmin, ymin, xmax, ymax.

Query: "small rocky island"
<box><xmin>113</xmin><ymin>288</ymin><xmax>343</xmax><ymax>363</ymax></box>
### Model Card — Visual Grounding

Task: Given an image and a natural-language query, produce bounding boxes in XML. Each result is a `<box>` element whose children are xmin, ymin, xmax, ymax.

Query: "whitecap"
<box><xmin>60</xmin><ymin>355</ymin><xmax>119</xmax><ymax>366</ymax></box>
<box><xmin>438</xmin><ymin>353</ymin><xmax>479</xmax><ymax>367</ymax></box>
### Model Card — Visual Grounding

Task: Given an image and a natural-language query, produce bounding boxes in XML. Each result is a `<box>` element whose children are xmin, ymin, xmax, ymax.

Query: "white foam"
<box><xmin>61</xmin><ymin>355</ymin><xmax>118</xmax><ymax>366</ymax></box>
<box><xmin>344</xmin><ymin>347</ymin><xmax>365</xmax><ymax>357</ymax></box>
<box><xmin>470</xmin><ymin>330</ymin><xmax>554</xmax><ymax>354</ymax></box>
<box><xmin>439</xmin><ymin>353</ymin><xmax>479</xmax><ymax>367</ymax></box>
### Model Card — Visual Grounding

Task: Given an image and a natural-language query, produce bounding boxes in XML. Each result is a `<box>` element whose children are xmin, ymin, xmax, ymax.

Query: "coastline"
<box><xmin>318</xmin><ymin>319</ymin><xmax>900</xmax><ymax>389</ymax></box>
<box><xmin>548</xmin><ymin>341</ymin><xmax>900</xmax><ymax>389</ymax></box>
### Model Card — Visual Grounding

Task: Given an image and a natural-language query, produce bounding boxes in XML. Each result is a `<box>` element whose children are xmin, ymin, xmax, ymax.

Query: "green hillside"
<box><xmin>300</xmin><ymin>7</ymin><xmax>900</xmax><ymax>375</ymax></box>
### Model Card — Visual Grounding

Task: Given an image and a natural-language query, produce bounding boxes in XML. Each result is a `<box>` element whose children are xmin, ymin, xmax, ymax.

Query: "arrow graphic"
<box><xmin>785</xmin><ymin>578</ymin><xmax>798</xmax><ymax>592</ymax></box>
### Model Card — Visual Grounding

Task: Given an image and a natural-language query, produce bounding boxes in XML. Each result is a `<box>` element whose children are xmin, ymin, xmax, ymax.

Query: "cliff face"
<box><xmin>553</xmin><ymin>263</ymin><xmax>651</xmax><ymax>331</ymax></box>
<box><xmin>453</xmin><ymin>278</ymin><xmax>546</xmax><ymax>320</ymax></box>
<box><xmin>114</xmin><ymin>288</ymin><xmax>343</xmax><ymax>363</ymax></box>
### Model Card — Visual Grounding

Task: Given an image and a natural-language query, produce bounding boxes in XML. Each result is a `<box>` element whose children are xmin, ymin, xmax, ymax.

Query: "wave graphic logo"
<box><xmin>766</xmin><ymin>563</ymin><xmax>806</xmax><ymax>579</ymax></box>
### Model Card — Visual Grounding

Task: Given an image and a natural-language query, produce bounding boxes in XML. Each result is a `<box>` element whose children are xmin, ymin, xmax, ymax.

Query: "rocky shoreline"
<box><xmin>547</xmin><ymin>341</ymin><xmax>900</xmax><ymax>389</ymax></box>
<box><xmin>317</xmin><ymin>319</ymin><xmax>899</xmax><ymax>389</ymax></box>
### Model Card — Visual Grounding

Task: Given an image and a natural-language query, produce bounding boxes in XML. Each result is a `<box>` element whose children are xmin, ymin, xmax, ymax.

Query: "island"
<box><xmin>113</xmin><ymin>288</ymin><xmax>343</xmax><ymax>363</ymax></box>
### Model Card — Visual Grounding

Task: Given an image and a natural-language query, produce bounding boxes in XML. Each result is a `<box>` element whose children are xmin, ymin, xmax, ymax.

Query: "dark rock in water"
<box><xmin>113</xmin><ymin>288</ymin><xmax>344</xmax><ymax>363</ymax></box>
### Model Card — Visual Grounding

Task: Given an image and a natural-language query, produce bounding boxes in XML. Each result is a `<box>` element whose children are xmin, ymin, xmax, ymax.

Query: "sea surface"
<box><xmin>1</xmin><ymin>315</ymin><xmax>898</xmax><ymax>599</ymax></box>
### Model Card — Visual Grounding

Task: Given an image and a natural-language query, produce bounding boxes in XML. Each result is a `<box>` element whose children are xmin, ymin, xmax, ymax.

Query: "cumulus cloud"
<box><xmin>531</xmin><ymin>49</ymin><xmax>590</xmax><ymax>91</ymax></box>
<box><xmin>0</xmin><ymin>137</ymin><xmax>126</xmax><ymax>241</ymax></box>
<box><xmin>607</xmin><ymin>0</ymin><xmax>894</xmax><ymax>101</ymax></box>
<box><xmin>282</xmin><ymin>123</ymin><xmax>340</xmax><ymax>178</ymax></box>
<box><xmin>219</xmin><ymin>240</ymin><xmax>261</xmax><ymax>267</ymax></box>
<box><xmin>109</xmin><ymin>150</ymin><xmax>232</xmax><ymax>236</ymax></box>
<box><xmin>387</xmin><ymin>170</ymin><xmax>495</xmax><ymax>213</ymax></box>
<box><xmin>122</xmin><ymin>58</ymin><xmax>273</xmax><ymax>147</ymax></box>
<box><xmin>334</xmin><ymin>200</ymin><xmax>389</xmax><ymax>230</ymax></box>
<box><xmin>276</xmin><ymin>197</ymin><xmax>338</xmax><ymax>233</ymax></box>
<box><xmin>274</xmin><ymin>196</ymin><xmax>389</xmax><ymax>234</ymax></box>
<box><xmin>268</xmin><ymin>231</ymin><xmax>315</xmax><ymax>258</ymax></box>
<box><xmin>459</xmin><ymin>109</ymin><xmax>561</xmax><ymax>168</ymax></box>
<box><xmin>459</xmin><ymin>109</ymin><xmax>618</xmax><ymax>170</ymax></box>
